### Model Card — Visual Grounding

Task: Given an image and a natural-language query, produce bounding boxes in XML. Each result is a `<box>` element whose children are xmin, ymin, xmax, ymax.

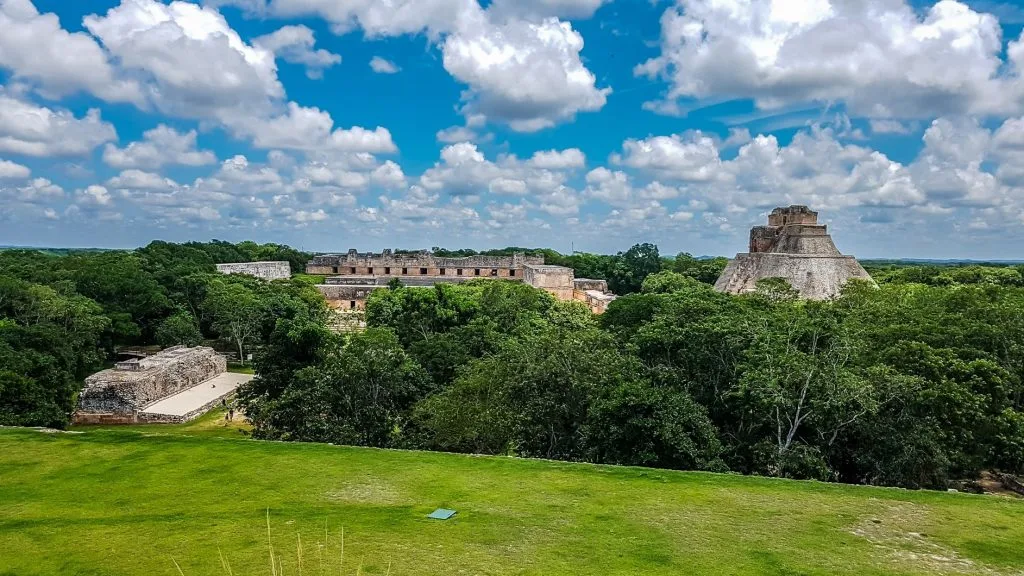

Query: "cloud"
<box><xmin>0</xmin><ymin>158</ymin><xmax>30</xmax><ymax>179</ymax></box>
<box><xmin>222</xmin><ymin>0</ymin><xmax>609</xmax><ymax>131</ymax></box>
<box><xmin>259</xmin><ymin>0</ymin><xmax>471</xmax><ymax>37</ymax></box>
<box><xmin>0</xmin><ymin>0</ymin><xmax>143</xmax><ymax>104</ymax></box>
<box><xmin>436</xmin><ymin>125</ymin><xmax>480</xmax><ymax>143</ymax></box>
<box><xmin>369</xmin><ymin>56</ymin><xmax>400</xmax><ymax>74</ymax></box>
<box><xmin>436</xmin><ymin>114</ymin><xmax>490</xmax><ymax>144</ymax></box>
<box><xmin>103</xmin><ymin>125</ymin><xmax>216</xmax><ymax>169</ymax></box>
<box><xmin>106</xmin><ymin>169</ymin><xmax>179</xmax><ymax>191</ymax></box>
<box><xmin>419</xmin><ymin>142</ymin><xmax>584</xmax><ymax>201</ymax></box>
<box><xmin>869</xmin><ymin>119</ymin><xmax>914</xmax><ymax>135</ymax></box>
<box><xmin>442</xmin><ymin>15</ymin><xmax>610</xmax><ymax>131</ymax></box>
<box><xmin>253</xmin><ymin>24</ymin><xmax>341</xmax><ymax>79</ymax></box>
<box><xmin>215</xmin><ymin>155</ymin><xmax>284</xmax><ymax>187</ymax></box>
<box><xmin>486</xmin><ymin>0</ymin><xmax>610</xmax><ymax>20</ymax></box>
<box><xmin>0</xmin><ymin>177</ymin><xmax>63</xmax><ymax>210</ymax></box>
<box><xmin>584</xmin><ymin>167</ymin><xmax>633</xmax><ymax>206</ymax></box>
<box><xmin>528</xmin><ymin>148</ymin><xmax>586</xmax><ymax>169</ymax></box>
<box><xmin>0</xmin><ymin>92</ymin><xmax>117</xmax><ymax>157</ymax></box>
<box><xmin>224</xmin><ymin>102</ymin><xmax>398</xmax><ymax>153</ymax></box>
<box><xmin>638</xmin><ymin>0</ymin><xmax>1024</xmax><ymax>120</ymax></box>
<box><xmin>371</xmin><ymin>160</ymin><xmax>407</xmax><ymax>189</ymax></box>
<box><xmin>289</xmin><ymin>208</ymin><xmax>329</xmax><ymax>223</ymax></box>
<box><xmin>77</xmin><ymin>184</ymin><xmax>114</xmax><ymax>207</ymax></box>
<box><xmin>612</xmin><ymin>131</ymin><xmax>721</xmax><ymax>182</ymax></box>
<box><xmin>83</xmin><ymin>0</ymin><xmax>283</xmax><ymax>119</ymax></box>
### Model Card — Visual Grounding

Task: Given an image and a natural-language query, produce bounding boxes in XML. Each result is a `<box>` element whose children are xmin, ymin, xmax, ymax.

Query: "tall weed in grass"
<box><xmin>171</xmin><ymin>510</ymin><xmax>391</xmax><ymax>576</ymax></box>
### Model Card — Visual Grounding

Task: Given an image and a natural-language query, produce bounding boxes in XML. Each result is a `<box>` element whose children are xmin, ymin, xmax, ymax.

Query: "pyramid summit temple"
<box><xmin>714</xmin><ymin>206</ymin><xmax>873</xmax><ymax>300</ymax></box>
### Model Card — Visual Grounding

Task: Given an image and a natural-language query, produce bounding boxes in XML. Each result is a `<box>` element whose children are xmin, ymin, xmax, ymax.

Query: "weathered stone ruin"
<box><xmin>714</xmin><ymin>206</ymin><xmax>873</xmax><ymax>300</ymax></box>
<box><xmin>216</xmin><ymin>261</ymin><xmax>291</xmax><ymax>281</ymax></box>
<box><xmin>308</xmin><ymin>249</ymin><xmax>617</xmax><ymax>314</ymax></box>
<box><xmin>307</xmin><ymin>249</ymin><xmax>543</xmax><ymax>277</ymax></box>
<box><xmin>74</xmin><ymin>346</ymin><xmax>228</xmax><ymax>424</ymax></box>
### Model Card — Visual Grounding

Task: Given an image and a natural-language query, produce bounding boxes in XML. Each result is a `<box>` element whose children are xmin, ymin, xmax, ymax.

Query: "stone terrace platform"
<box><xmin>140</xmin><ymin>372</ymin><xmax>253</xmax><ymax>423</ymax></box>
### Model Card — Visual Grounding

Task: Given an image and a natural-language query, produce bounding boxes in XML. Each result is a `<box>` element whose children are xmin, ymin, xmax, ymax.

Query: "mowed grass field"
<box><xmin>2</xmin><ymin>413</ymin><xmax>1024</xmax><ymax>576</ymax></box>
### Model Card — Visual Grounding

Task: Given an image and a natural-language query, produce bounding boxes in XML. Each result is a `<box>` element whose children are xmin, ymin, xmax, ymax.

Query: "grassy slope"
<box><xmin>2</xmin><ymin>416</ymin><xmax>1023</xmax><ymax>576</ymax></box>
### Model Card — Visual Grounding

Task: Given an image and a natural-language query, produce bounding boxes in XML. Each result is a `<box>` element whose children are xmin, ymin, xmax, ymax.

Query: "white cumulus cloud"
<box><xmin>369</xmin><ymin>56</ymin><xmax>400</xmax><ymax>74</ymax></box>
<box><xmin>253</xmin><ymin>24</ymin><xmax>341</xmax><ymax>79</ymax></box>
<box><xmin>103</xmin><ymin>125</ymin><xmax>216</xmax><ymax>169</ymax></box>
<box><xmin>638</xmin><ymin>0</ymin><xmax>1024</xmax><ymax>119</ymax></box>
<box><xmin>0</xmin><ymin>92</ymin><xmax>117</xmax><ymax>157</ymax></box>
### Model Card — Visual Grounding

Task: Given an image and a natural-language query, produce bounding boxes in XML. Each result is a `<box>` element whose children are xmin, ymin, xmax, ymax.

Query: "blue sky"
<box><xmin>2</xmin><ymin>0</ymin><xmax>1024</xmax><ymax>258</ymax></box>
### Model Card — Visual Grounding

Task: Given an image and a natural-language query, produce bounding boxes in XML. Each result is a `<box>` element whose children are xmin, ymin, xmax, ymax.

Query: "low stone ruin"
<box><xmin>216</xmin><ymin>261</ymin><xmax>291</xmax><ymax>281</ymax></box>
<box><xmin>74</xmin><ymin>346</ymin><xmax>226</xmax><ymax>424</ymax></box>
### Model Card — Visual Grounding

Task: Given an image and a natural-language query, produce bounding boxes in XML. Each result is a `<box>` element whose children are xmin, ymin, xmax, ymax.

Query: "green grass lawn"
<box><xmin>2</xmin><ymin>419</ymin><xmax>1023</xmax><ymax>576</ymax></box>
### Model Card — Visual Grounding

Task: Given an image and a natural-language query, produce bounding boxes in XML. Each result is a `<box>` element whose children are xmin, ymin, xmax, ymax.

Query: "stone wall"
<box><xmin>573</xmin><ymin>278</ymin><xmax>608</xmax><ymax>292</ymax></box>
<box><xmin>575</xmin><ymin>289</ymin><xmax>616</xmax><ymax>314</ymax></box>
<box><xmin>750</xmin><ymin>224</ymin><xmax>835</xmax><ymax>254</ymax></box>
<box><xmin>317</xmin><ymin>284</ymin><xmax>379</xmax><ymax>309</ymax></box>
<box><xmin>75</xmin><ymin>346</ymin><xmax>226</xmax><ymax>420</ymax></box>
<box><xmin>714</xmin><ymin>253</ymin><xmax>873</xmax><ymax>300</ymax></box>
<box><xmin>307</xmin><ymin>249</ymin><xmax>542</xmax><ymax>275</ymax></box>
<box><xmin>767</xmin><ymin>205</ymin><xmax>818</xmax><ymax>226</ymax></box>
<box><xmin>523</xmin><ymin>264</ymin><xmax>575</xmax><ymax>301</ymax></box>
<box><xmin>216</xmin><ymin>261</ymin><xmax>291</xmax><ymax>281</ymax></box>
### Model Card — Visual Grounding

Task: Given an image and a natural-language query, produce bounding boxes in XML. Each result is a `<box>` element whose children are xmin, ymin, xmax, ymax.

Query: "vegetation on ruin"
<box><xmin>2</xmin><ymin>423</ymin><xmax>1023</xmax><ymax>576</ymax></box>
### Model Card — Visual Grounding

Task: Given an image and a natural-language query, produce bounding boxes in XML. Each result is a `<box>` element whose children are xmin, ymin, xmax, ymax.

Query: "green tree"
<box><xmin>641</xmin><ymin>271</ymin><xmax>701</xmax><ymax>294</ymax></box>
<box><xmin>154</xmin><ymin>310</ymin><xmax>202</xmax><ymax>347</ymax></box>
<box><xmin>248</xmin><ymin>328</ymin><xmax>430</xmax><ymax>446</ymax></box>
<box><xmin>736</xmin><ymin>304</ymin><xmax>876</xmax><ymax>479</ymax></box>
<box><xmin>669</xmin><ymin>253</ymin><xmax>728</xmax><ymax>285</ymax></box>
<box><xmin>203</xmin><ymin>280</ymin><xmax>264</xmax><ymax>362</ymax></box>
<box><xmin>0</xmin><ymin>276</ymin><xmax>109</xmax><ymax>427</ymax></box>
<box><xmin>607</xmin><ymin>243</ymin><xmax>662</xmax><ymax>294</ymax></box>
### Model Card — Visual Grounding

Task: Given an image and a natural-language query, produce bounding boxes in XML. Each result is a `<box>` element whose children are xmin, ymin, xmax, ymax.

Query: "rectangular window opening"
<box><xmin>474</xmin><ymin>268</ymin><xmax>481</xmax><ymax>276</ymax></box>
<box><xmin>420</xmin><ymin>267</ymin><xmax>428</xmax><ymax>275</ymax></box>
<box><xmin>490</xmin><ymin>269</ymin><xmax>498</xmax><ymax>277</ymax></box>
<box><xmin>457</xmin><ymin>269</ymin><xmax>463</xmax><ymax>276</ymax></box>
<box><xmin>509</xmin><ymin>269</ymin><xmax>516</xmax><ymax>277</ymax></box>
<box><xmin>440</xmin><ymin>268</ymin><xmax>446</xmax><ymax>275</ymax></box>
<box><xmin>350</xmin><ymin>267</ymin><xmax>356</xmax><ymax>274</ymax></box>
<box><xmin>402</xmin><ymin>267</ymin><xmax>408</xmax><ymax>275</ymax></box>
<box><xmin>384</xmin><ymin>267</ymin><xmax>391</xmax><ymax>275</ymax></box>
<box><xmin>349</xmin><ymin>300</ymin><xmax>356</xmax><ymax>309</ymax></box>
<box><xmin>368</xmin><ymin>267</ymin><xmax>374</xmax><ymax>274</ymax></box>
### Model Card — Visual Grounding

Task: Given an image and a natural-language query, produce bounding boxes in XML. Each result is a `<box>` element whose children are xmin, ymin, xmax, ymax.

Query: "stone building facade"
<box><xmin>307</xmin><ymin>250</ymin><xmax>542</xmax><ymax>278</ymax></box>
<box><xmin>216</xmin><ymin>261</ymin><xmax>291</xmax><ymax>281</ymax></box>
<box><xmin>74</xmin><ymin>346</ymin><xmax>227</xmax><ymax>424</ymax></box>
<box><xmin>715</xmin><ymin>206</ymin><xmax>873</xmax><ymax>300</ymax></box>
<box><xmin>308</xmin><ymin>250</ymin><xmax>617</xmax><ymax>314</ymax></box>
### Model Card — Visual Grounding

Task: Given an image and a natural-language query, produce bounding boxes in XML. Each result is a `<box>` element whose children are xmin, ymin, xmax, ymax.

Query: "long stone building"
<box><xmin>216</xmin><ymin>261</ymin><xmax>291</xmax><ymax>281</ymax></box>
<box><xmin>309</xmin><ymin>249</ymin><xmax>617</xmax><ymax>313</ymax></box>
<box><xmin>714</xmin><ymin>206</ymin><xmax>873</xmax><ymax>299</ymax></box>
<box><xmin>74</xmin><ymin>346</ymin><xmax>251</xmax><ymax>424</ymax></box>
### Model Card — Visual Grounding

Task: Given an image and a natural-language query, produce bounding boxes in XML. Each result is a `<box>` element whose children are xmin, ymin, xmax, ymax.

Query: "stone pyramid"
<box><xmin>714</xmin><ymin>206</ymin><xmax>873</xmax><ymax>300</ymax></box>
